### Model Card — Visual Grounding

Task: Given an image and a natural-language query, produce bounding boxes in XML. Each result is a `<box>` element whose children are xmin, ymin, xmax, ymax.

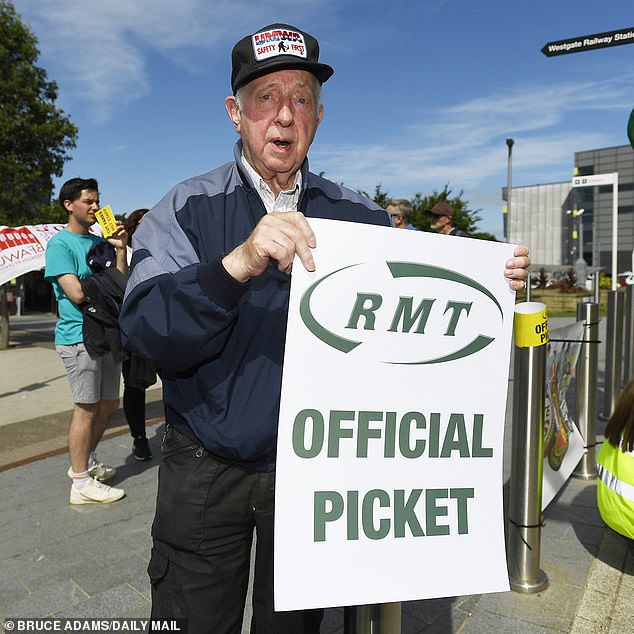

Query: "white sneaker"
<box><xmin>67</xmin><ymin>461</ymin><xmax>116</xmax><ymax>482</ymax></box>
<box><xmin>69</xmin><ymin>478</ymin><xmax>125</xmax><ymax>505</ymax></box>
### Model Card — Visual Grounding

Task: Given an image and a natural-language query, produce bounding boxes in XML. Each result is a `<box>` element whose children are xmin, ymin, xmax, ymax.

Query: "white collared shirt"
<box><xmin>241</xmin><ymin>152</ymin><xmax>302</xmax><ymax>213</ymax></box>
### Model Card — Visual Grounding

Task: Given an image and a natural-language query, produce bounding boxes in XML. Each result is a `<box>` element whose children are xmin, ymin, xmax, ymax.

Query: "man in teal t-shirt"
<box><xmin>45</xmin><ymin>177</ymin><xmax>128</xmax><ymax>505</ymax></box>
<box><xmin>46</xmin><ymin>229</ymin><xmax>103</xmax><ymax>345</ymax></box>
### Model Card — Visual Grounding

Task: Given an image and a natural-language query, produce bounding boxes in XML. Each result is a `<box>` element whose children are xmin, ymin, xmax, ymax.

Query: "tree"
<box><xmin>0</xmin><ymin>1</ymin><xmax>78</xmax><ymax>226</ymax></box>
<box><xmin>367</xmin><ymin>184</ymin><xmax>391</xmax><ymax>210</ymax></box>
<box><xmin>410</xmin><ymin>184</ymin><xmax>492</xmax><ymax>238</ymax></box>
<box><xmin>363</xmin><ymin>183</ymin><xmax>496</xmax><ymax>240</ymax></box>
<box><xmin>338</xmin><ymin>173</ymin><xmax>497</xmax><ymax>239</ymax></box>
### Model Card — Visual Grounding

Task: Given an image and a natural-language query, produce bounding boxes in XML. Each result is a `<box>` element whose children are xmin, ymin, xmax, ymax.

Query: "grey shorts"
<box><xmin>56</xmin><ymin>343</ymin><xmax>121</xmax><ymax>404</ymax></box>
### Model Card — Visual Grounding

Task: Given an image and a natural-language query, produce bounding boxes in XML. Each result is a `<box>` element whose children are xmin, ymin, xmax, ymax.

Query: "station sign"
<box><xmin>542</xmin><ymin>28</ymin><xmax>634</xmax><ymax>57</ymax></box>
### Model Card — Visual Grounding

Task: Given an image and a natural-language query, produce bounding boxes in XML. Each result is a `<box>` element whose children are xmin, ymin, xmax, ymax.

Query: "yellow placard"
<box><xmin>95</xmin><ymin>205</ymin><xmax>118</xmax><ymax>238</ymax></box>
<box><xmin>514</xmin><ymin>302</ymin><xmax>549</xmax><ymax>348</ymax></box>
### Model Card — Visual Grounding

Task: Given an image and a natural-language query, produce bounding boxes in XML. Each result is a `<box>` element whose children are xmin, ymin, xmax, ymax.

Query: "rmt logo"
<box><xmin>299</xmin><ymin>261</ymin><xmax>504</xmax><ymax>365</ymax></box>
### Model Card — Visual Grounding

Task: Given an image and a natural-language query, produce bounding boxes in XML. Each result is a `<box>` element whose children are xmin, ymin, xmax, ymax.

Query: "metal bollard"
<box><xmin>602</xmin><ymin>290</ymin><xmax>625</xmax><ymax>419</ymax></box>
<box><xmin>593</xmin><ymin>270</ymin><xmax>601</xmax><ymax>305</ymax></box>
<box><xmin>572</xmin><ymin>301</ymin><xmax>599</xmax><ymax>479</ymax></box>
<box><xmin>623</xmin><ymin>285</ymin><xmax>634</xmax><ymax>383</ymax></box>
<box><xmin>507</xmin><ymin>303</ymin><xmax>549</xmax><ymax>594</ymax></box>
<box><xmin>344</xmin><ymin>604</ymin><xmax>401</xmax><ymax>634</ymax></box>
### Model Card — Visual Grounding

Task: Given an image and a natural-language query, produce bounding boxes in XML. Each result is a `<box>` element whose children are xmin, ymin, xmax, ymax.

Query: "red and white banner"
<box><xmin>0</xmin><ymin>224</ymin><xmax>101</xmax><ymax>286</ymax></box>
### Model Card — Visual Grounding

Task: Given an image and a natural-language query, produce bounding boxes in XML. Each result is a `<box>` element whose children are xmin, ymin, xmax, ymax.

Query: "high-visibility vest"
<box><xmin>596</xmin><ymin>439</ymin><xmax>634</xmax><ymax>540</ymax></box>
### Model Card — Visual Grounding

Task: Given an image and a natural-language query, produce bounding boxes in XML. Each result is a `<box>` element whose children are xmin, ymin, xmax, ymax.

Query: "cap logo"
<box><xmin>251</xmin><ymin>28</ymin><xmax>307</xmax><ymax>62</ymax></box>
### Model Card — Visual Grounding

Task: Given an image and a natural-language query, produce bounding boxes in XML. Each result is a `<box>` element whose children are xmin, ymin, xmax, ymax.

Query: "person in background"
<box><xmin>386</xmin><ymin>198</ymin><xmax>417</xmax><ymax>229</ymax></box>
<box><xmin>427</xmin><ymin>201</ymin><xmax>468</xmax><ymax>237</ymax></box>
<box><xmin>596</xmin><ymin>379</ymin><xmax>634</xmax><ymax>542</ymax></box>
<box><xmin>120</xmin><ymin>22</ymin><xmax>531</xmax><ymax>633</ymax></box>
<box><xmin>44</xmin><ymin>177</ymin><xmax>127</xmax><ymax>505</ymax></box>
<box><xmin>121</xmin><ymin>208</ymin><xmax>157</xmax><ymax>461</ymax></box>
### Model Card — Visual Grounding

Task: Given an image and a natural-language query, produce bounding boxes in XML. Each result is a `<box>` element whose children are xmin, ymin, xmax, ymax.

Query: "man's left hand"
<box><xmin>505</xmin><ymin>245</ymin><xmax>530</xmax><ymax>291</ymax></box>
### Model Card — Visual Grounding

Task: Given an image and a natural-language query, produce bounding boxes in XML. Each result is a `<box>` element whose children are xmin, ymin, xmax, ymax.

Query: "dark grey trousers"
<box><xmin>148</xmin><ymin>425</ymin><xmax>323</xmax><ymax>634</ymax></box>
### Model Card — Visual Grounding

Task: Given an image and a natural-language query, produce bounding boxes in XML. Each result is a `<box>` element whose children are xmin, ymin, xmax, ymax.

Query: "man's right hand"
<box><xmin>222</xmin><ymin>211</ymin><xmax>316</xmax><ymax>283</ymax></box>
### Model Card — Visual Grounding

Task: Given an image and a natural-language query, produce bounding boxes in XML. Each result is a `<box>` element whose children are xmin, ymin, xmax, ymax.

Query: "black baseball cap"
<box><xmin>231</xmin><ymin>23</ymin><xmax>334</xmax><ymax>94</ymax></box>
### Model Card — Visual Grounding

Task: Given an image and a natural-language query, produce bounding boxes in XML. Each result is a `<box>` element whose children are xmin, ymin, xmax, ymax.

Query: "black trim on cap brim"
<box><xmin>233</xmin><ymin>60</ymin><xmax>334</xmax><ymax>93</ymax></box>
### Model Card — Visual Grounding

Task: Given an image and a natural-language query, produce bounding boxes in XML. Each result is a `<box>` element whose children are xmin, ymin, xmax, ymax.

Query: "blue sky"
<box><xmin>12</xmin><ymin>0</ymin><xmax>634</xmax><ymax>238</ymax></box>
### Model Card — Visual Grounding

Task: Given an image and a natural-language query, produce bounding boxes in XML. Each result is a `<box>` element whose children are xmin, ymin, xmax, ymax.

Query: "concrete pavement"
<box><xmin>0</xmin><ymin>313</ymin><xmax>632</xmax><ymax>633</ymax></box>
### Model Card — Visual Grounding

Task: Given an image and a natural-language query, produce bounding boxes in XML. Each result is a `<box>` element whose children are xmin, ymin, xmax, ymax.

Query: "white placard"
<box><xmin>275</xmin><ymin>218</ymin><xmax>517</xmax><ymax>610</ymax></box>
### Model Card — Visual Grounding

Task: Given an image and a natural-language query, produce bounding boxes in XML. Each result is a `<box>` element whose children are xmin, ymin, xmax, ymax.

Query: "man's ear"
<box><xmin>225</xmin><ymin>96</ymin><xmax>241</xmax><ymax>131</ymax></box>
<box><xmin>62</xmin><ymin>199</ymin><xmax>73</xmax><ymax>214</ymax></box>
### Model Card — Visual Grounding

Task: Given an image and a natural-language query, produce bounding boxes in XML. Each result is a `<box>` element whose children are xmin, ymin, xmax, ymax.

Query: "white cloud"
<box><xmin>11</xmin><ymin>1</ymin><xmax>632</xmax><ymax>238</ymax></box>
<box><xmin>311</xmin><ymin>71</ymin><xmax>633</xmax><ymax>236</ymax></box>
<box><xmin>313</xmin><ymin>73</ymin><xmax>633</xmax><ymax>198</ymax></box>
<box><xmin>13</xmin><ymin>0</ymin><xmax>334</xmax><ymax>122</ymax></box>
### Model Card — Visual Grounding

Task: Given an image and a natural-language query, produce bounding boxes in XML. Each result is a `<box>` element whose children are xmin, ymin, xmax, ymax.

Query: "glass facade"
<box><xmin>504</xmin><ymin>144</ymin><xmax>634</xmax><ymax>272</ymax></box>
<box><xmin>575</xmin><ymin>145</ymin><xmax>634</xmax><ymax>273</ymax></box>
<box><xmin>507</xmin><ymin>182</ymin><xmax>572</xmax><ymax>265</ymax></box>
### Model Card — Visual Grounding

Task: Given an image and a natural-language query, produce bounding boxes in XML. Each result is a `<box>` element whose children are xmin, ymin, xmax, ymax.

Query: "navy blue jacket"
<box><xmin>120</xmin><ymin>142</ymin><xmax>390</xmax><ymax>471</ymax></box>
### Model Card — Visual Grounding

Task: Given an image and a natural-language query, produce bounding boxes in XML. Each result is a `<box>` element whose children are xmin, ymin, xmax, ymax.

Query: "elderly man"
<box><xmin>120</xmin><ymin>23</ymin><xmax>529</xmax><ymax>634</ymax></box>
<box><xmin>427</xmin><ymin>201</ymin><xmax>469</xmax><ymax>237</ymax></box>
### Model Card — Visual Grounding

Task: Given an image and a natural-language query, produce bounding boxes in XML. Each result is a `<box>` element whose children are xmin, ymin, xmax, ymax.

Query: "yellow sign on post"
<box><xmin>95</xmin><ymin>205</ymin><xmax>118</xmax><ymax>238</ymax></box>
<box><xmin>514</xmin><ymin>302</ymin><xmax>549</xmax><ymax>347</ymax></box>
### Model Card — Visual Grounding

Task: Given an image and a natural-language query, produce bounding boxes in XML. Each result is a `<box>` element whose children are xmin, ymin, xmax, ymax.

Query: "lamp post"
<box><xmin>505</xmin><ymin>138</ymin><xmax>514</xmax><ymax>242</ymax></box>
<box><xmin>565</xmin><ymin>209</ymin><xmax>575</xmax><ymax>261</ymax></box>
<box><xmin>573</xmin><ymin>209</ymin><xmax>587</xmax><ymax>290</ymax></box>
<box><xmin>576</xmin><ymin>208</ymin><xmax>585</xmax><ymax>261</ymax></box>
<box><xmin>566</xmin><ymin>208</ymin><xmax>586</xmax><ymax>263</ymax></box>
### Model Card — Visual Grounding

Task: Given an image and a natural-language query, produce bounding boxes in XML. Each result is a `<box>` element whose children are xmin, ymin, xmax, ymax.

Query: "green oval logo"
<box><xmin>299</xmin><ymin>261</ymin><xmax>503</xmax><ymax>365</ymax></box>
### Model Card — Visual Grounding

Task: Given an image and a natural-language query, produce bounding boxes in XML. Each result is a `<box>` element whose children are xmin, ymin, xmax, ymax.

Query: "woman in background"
<box><xmin>597</xmin><ymin>379</ymin><xmax>634</xmax><ymax>541</ymax></box>
<box><xmin>122</xmin><ymin>208</ymin><xmax>157</xmax><ymax>460</ymax></box>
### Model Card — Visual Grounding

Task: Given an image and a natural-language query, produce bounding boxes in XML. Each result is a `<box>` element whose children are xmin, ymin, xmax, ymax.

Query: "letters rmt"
<box><xmin>346</xmin><ymin>293</ymin><xmax>472</xmax><ymax>336</ymax></box>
